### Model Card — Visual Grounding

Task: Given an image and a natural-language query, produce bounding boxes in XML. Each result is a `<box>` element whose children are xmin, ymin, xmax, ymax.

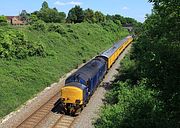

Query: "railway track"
<box><xmin>16</xmin><ymin>91</ymin><xmax>78</xmax><ymax>128</ymax></box>
<box><xmin>51</xmin><ymin>115</ymin><xmax>76</xmax><ymax>128</ymax></box>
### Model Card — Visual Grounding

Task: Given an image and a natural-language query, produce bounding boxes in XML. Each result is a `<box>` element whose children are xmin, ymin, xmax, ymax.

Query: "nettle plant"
<box><xmin>0</xmin><ymin>28</ymin><xmax>46</xmax><ymax>59</ymax></box>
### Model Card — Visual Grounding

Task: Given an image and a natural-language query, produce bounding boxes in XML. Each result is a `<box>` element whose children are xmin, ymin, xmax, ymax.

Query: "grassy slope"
<box><xmin>0</xmin><ymin>23</ymin><xmax>128</xmax><ymax>118</ymax></box>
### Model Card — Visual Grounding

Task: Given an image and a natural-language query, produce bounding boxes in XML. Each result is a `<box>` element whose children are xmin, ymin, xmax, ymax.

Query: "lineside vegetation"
<box><xmin>0</xmin><ymin>22</ymin><xmax>129</xmax><ymax>118</ymax></box>
<box><xmin>94</xmin><ymin>0</ymin><xmax>179</xmax><ymax>127</ymax></box>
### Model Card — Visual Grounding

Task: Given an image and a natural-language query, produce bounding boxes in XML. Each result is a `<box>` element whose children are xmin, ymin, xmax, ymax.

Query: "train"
<box><xmin>56</xmin><ymin>36</ymin><xmax>133</xmax><ymax>115</ymax></box>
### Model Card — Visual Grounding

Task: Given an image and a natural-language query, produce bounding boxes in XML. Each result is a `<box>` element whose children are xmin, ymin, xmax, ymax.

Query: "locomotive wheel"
<box><xmin>70</xmin><ymin>111</ymin><xmax>76</xmax><ymax>116</ymax></box>
<box><xmin>66</xmin><ymin>108</ymin><xmax>70</xmax><ymax>115</ymax></box>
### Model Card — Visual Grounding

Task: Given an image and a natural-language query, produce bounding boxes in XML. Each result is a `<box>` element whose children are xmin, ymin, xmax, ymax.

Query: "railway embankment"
<box><xmin>0</xmin><ymin>22</ymin><xmax>128</xmax><ymax>123</ymax></box>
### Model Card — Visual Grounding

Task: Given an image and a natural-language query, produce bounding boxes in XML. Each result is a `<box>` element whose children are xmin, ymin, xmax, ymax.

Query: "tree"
<box><xmin>42</xmin><ymin>1</ymin><xmax>49</xmax><ymax>9</ymax></box>
<box><xmin>35</xmin><ymin>2</ymin><xmax>66</xmax><ymax>23</ymax></box>
<box><xmin>66</xmin><ymin>6</ymin><xmax>84</xmax><ymax>23</ymax></box>
<box><xmin>95</xmin><ymin>0</ymin><xmax>180</xmax><ymax>127</ymax></box>
<box><xmin>53</xmin><ymin>7</ymin><xmax>58</xmax><ymax>11</ymax></box>
<box><xmin>124</xmin><ymin>17</ymin><xmax>138</xmax><ymax>26</ymax></box>
<box><xmin>94</xmin><ymin>11</ymin><xmax>105</xmax><ymax>23</ymax></box>
<box><xmin>113</xmin><ymin>14</ymin><xmax>126</xmax><ymax>25</ymax></box>
<box><xmin>132</xmin><ymin>0</ymin><xmax>180</xmax><ymax>123</ymax></box>
<box><xmin>30</xmin><ymin>20</ymin><xmax>46</xmax><ymax>31</ymax></box>
<box><xmin>84</xmin><ymin>8</ymin><xmax>95</xmax><ymax>23</ymax></box>
<box><xmin>106</xmin><ymin>14</ymin><xmax>139</xmax><ymax>27</ymax></box>
<box><xmin>20</xmin><ymin>10</ymin><xmax>30</xmax><ymax>22</ymax></box>
<box><xmin>29</xmin><ymin>14</ymin><xmax>38</xmax><ymax>24</ymax></box>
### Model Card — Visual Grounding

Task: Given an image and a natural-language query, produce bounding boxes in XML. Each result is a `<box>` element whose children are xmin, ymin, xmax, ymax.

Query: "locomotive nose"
<box><xmin>60</xmin><ymin>86</ymin><xmax>83</xmax><ymax>105</ymax></box>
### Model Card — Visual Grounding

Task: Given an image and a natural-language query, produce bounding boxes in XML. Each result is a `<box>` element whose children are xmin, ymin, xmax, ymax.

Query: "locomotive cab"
<box><xmin>60</xmin><ymin>82</ymin><xmax>88</xmax><ymax>115</ymax></box>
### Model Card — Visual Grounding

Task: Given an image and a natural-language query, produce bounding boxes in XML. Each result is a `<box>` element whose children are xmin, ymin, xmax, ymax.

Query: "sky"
<box><xmin>0</xmin><ymin>0</ymin><xmax>153</xmax><ymax>22</ymax></box>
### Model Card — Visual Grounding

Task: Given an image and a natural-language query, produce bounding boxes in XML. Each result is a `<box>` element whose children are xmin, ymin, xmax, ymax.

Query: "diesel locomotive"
<box><xmin>58</xmin><ymin>36</ymin><xmax>133</xmax><ymax>115</ymax></box>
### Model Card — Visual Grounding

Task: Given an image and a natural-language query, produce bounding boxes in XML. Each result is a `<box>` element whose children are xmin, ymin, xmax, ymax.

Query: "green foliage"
<box><xmin>94</xmin><ymin>11</ymin><xmax>106</xmax><ymax>23</ymax></box>
<box><xmin>42</xmin><ymin>1</ymin><xmax>49</xmax><ymax>9</ymax></box>
<box><xmin>0</xmin><ymin>28</ymin><xmax>46</xmax><ymax>59</ymax></box>
<box><xmin>84</xmin><ymin>8</ymin><xmax>96</xmax><ymax>23</ymax></box>
<box><xmin>101</xmin><ymin>20</ymin><xmax>120</xmax><ymax>33</ymax></box>
<box><xmin>66</xmin><ymin>5</ymin><xmax>84</xmax><ymax>23</ymax></box>
<box><xmin>106</xmin><ymin>14</ymin><xmax>139</xmax><ymax>27</ymax></box>
<box><xmin>95</xmin><ymin>80</ymin><xmax>176</xmax><ymax>128</ymax></box>
<box><xmin>95</xmin><ymin>51</ymin><xmax>178</xmax><ymax>127</ymax></box>
<box><xmin>47</xmin><ymin>24</ymin><xmax>66</xmax><ymax>35</ymax></box>
<box><xmin>34</xmin><ymin>1</ymin><xmax>66</xmax><ymax>23</ymax></box>
<box><xmin>124</xmin><ymin>17</ymin><xmax>138</xmax><ymax>25</ymax></box>
<box><xmin>37</xmin><ymin>8</ymin><xmax>66</xmax><ymax>23</ymax></box>
<box><xmin>29</xmin><ymin>14</ymin><xmax>38</xmax><ymax>24</ymax></box>
<box><xmin>19</xmin><ymin>10</ymin><xmax>30</xmax><ymax>22</ymax></box>
<box><xmin>66</xmin><ymin>6</ymin><xmax>107</xmax><ymax>24</ymax></box>
<box><xmin>114</xmin><ymin>54</ymin><xmax>139</xmax><ymax>84</ymax></box>
<box><xmin>113</xmin><ymin>20</ymin><xmax>122</xmax><ymax>27</ymax></box>
<box><xmin>30</xmin><ymin>20</ymin><xmax>46</xmax><ymax>31</ymax></box>
<box><xmin>96</xmin><ymin>0</ymin><xmax>180</xmax><ymax>127</ymax></box>
<box><xmin>132</xmin><ymin>0</ymin><xmax>180</xmax><ymax>122</ymax></box>
<box><xmin>95</xmin><ymin>1</ymin><xmax>179</xmax><ymax>125</ymax></box>
<box><xmin>0</xmin><ymin>22</ymin><xmax>129</xmax><ymax>119</ymax></box>
<box><xmin>133</xmin><ymin>22</ymin><xmax>143</xmax><ymax>36</ymax></box>
<box><xmin>0</xmin><ymin>16</ymin><xmax>8</xmax><ymax>26</ymax></box>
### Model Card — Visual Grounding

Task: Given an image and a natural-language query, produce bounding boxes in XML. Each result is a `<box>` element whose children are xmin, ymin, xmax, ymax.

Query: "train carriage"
<box><xmin>99</xmin><ymin>36</ymin><xmax>133</xmax><ymax>69</ymax></box>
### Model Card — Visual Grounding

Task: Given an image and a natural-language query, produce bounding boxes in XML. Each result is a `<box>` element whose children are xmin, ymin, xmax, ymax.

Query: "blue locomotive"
<box><xmin>58</xmin><ymin>36</ymin><xmax>133</xmax><ymax>115</ymax></box>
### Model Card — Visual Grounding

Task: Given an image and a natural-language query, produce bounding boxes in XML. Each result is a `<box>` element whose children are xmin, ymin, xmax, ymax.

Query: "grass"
<box><xmin>0</xmin><ymin>22</ymin><xmax>129</xmax><ymax>119</ymax></box>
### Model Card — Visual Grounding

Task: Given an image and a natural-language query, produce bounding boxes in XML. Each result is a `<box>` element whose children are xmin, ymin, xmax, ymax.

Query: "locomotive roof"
<box><xmin>100</xmin><ymin>36</ymin><xmax>131</xmax><ymax>58</ymax></box>
<box><xmin>67</xmin><ymin>57</ymin><xmax>106</xmax><ymax>82</ymax></box>
<box><xmin>65</xmin><ymin>82</ymin><xmax>87</xmax><ymax>90</ymax></box>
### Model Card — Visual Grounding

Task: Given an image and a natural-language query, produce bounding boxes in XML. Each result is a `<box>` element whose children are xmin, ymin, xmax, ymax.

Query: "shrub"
<box><xmin>0</xmin><ymin>16</ymin><xmax>8</xmax><ymax>26</ymax></box>
<box><xmin>114</xmin><ymin>54</ymin><xmax>139</xmax><ymax>84</ymax></box>
<box><xmin>101</xmin><ymin>20</ymin><xmax>119</xmax><ymax>33</ymax></box>
<box><xmin>48</xmin><ymin>24</ymin><xmax>66</xmax><ymax>35</ymax></box>
<box><xmin>94</xmin><ymin>80</ymin><xmax>175</xmax><ymax>128</ymax></box>
<box><xmin>30</xmin><ymin>20</ymin><xmax>46</xmax><ymax>31</ymax></box>
<box><xmin>0</xmin><ymin>28</ymin><xmax>46</xmax><ymax>59</ymax></box>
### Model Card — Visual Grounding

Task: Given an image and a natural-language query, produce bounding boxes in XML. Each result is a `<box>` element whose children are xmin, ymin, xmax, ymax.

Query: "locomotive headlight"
<box><xmin>60</xmin><ymin>98</ymin><xmax>65</xmax><ymax>101</ymax></box>
<box><xmin>75</xmin><ymin>99</ymin><xmax>81</xmax><ymax>104</ymax></box>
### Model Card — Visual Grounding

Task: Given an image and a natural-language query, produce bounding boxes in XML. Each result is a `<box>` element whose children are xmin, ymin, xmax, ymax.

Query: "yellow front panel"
<box><xmin>61</xmin><ymin>86</ymin><xmax>83</xmax><ymax>104</ymax></box>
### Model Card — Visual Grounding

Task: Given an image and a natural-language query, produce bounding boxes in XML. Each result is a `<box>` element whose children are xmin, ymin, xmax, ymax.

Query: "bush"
<box><xmin>114</xmin><ymin>54</ymin><xmax>139</xmax><ymax>84</ymax></box>
<box><xmin>0</xmin><ymin>28</ymin><xmax>46</xmax><ymax>59</ymax></box>
<box><xmin>48</xmin><ymin>24</ymin><xmax>66</xmax><ymax>35</ymax></box>
<box><xmin>101</xmin><ymin>20</ymin><xmax>120</xmax><ymax>33</ymax></box>
<box><xmin>0</xmin><ymin>16</ymin><xmax>8</xmax><ymax>26</ymax></box>
<box><xmin>30</xmin><ymin>20</ymin><xmax>46</xmax><ymax>31</ymax></box>
<box><xmin>94</xmin><ymin>80</ymin><xmax>176</xmax><ymax>128</ymax></box>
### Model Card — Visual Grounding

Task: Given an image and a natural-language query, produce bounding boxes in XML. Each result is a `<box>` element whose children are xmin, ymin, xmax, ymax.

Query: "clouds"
<box><xmin>122</xmin><ymin>6</ymin><xmax>129</xmax><ymax>10</ymax></box>
<box><xmin>54</xmin><ymin>1</ymin><xmax>82</xmax><ymax>6</ymax></box>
